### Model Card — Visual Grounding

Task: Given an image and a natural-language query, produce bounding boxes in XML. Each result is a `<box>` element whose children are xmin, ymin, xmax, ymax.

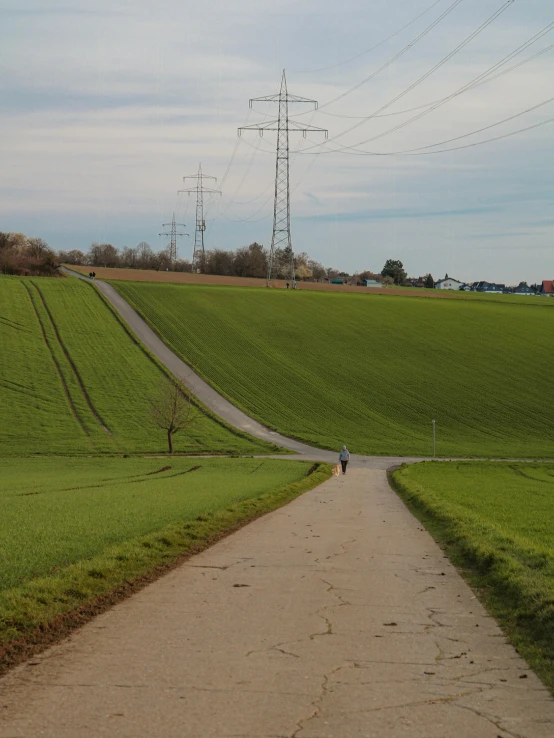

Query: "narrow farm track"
<box><xmin>30</xmin><ymin>281</ymin><xmax>114</xmax><ymax>437</ymax></box>
<box><xmin>3</xmin><ymin>270</ymin><xmax>549</xmax><ymax>736</ymax></box>
<box><xmin>21</xmin><ymin>280</ymin><xmax>90</xmax><ymax>438</ymax></box>
<box><xmin>61</xmin><ymin>269</ymin><xmax>422</xmax><ymax>469</ymax></box>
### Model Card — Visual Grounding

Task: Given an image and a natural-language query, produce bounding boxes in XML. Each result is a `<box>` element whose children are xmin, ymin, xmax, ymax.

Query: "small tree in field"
<box><xmin>150</xmin><ymin>379</ymin><xmax>199</xmax><ymax>454</ymax></box>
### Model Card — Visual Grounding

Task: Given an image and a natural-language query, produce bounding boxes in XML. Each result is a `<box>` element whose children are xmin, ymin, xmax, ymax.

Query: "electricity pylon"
<box><xmin>159</xmin><ymin>213</ymin><xmax>188</xmax><ymax>265</ymax></box>
<box><xmin>178</xmin><ymin>163</ymin><xmax>221</xmax><ymax>272</ymax></box>
<box><xmin>238</xmin><ymin>70</ymin><xmax>327</xmax><ymax>287</ymax></box>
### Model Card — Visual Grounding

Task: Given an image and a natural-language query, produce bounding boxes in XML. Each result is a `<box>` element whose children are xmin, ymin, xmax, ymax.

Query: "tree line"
<box><xmin>1</xmin><ymin>230</ymin><xmax>432</xmax><ymax>287</ymax></box>
<box><xmin>59</xmin><ymin>240</ymin><xmax>399</xmax><ymax>284</ymax></box>
<box><xmin>0</xmin><ymin>232</ymin><xmax>58</xmax><ymax>276</ymax></box>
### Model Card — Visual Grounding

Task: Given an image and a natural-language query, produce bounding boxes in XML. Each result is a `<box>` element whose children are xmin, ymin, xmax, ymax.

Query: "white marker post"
<box><xmin>432</xmin><ymin>419</ymin><xmax>436</xmax><ymax>459</ymax></box>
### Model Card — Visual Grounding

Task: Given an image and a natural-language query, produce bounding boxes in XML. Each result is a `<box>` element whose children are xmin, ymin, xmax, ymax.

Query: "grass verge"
<box><xmin>389</xmin><ymin>461</ymin><xmax>554</xmax><ymax>695</ymax></box>
<box><xmin>0</xmin><ymin>460</ymin><xmax>331</xmax><ymax>676</ymax></box>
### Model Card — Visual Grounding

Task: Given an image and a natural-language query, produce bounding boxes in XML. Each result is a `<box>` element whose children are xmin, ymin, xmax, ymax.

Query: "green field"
<box><xmin>0</xmin><ymin>276</ymin><xmax>278</xmax><ymax>455</ymax></box>
<box><xmin>113</xmin><ymin>282</ymin><xmax>554</xmax><ymax>457</ymax></box>
<box><xmin>391</xmin><ymin>461</ymin><xmax>554</xmax><ymax>690</ymax></box>
<box><xmin>0</xmin><ymin>456</ymin><xmax>328</xmax><ymax>653</ymax></box>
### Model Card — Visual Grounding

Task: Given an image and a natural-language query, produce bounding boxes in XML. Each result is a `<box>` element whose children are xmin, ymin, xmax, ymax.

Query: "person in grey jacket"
<box><xmin>339</xmin><ymin>445</ymin><xmax>350</xmax><ymax>475</ymax></box>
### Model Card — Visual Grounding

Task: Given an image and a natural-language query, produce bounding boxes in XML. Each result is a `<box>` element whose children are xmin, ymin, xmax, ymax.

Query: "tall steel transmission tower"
<box><xmin>159</xmin><ymin>213</ymin><xmax>188</xmax><ymax>265</ymax></box>
<box><xmin>238</xmin><ymin>70</ymin><xmax>327</xmax><ymax>286</ymax></box>
<box><xmin>178</xmin><ymin>163</ymin><xmax>221</xmax><ymax>272</ymax></box>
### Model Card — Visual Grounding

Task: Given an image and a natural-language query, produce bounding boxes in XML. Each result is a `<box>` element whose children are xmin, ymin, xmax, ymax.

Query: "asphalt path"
<box><xmin>2</xmin><ymin>269</ymin><xmax>549</xmax><ymax>736</ymax></box>
<box><xmin>63</xmin><ymin>268</ymin><xmax>424</xmax><ymax>468</ymax></box>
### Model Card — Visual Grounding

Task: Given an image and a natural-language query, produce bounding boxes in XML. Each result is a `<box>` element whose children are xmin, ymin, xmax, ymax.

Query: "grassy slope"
<box><xmin>0</xmin><ymin>456</ymin><xmax>330</xmax><ymax>661</ymax></box>
<box><xmin>0</xmin><ymin>276</ymin><xmax>277</xmax><ymax>455</ymax></box>
<box><xmin>391</xmin><ymin>461</ymin><xmax>554</xmax><ymax>692</ymax></box>
<box><xmin>113</xmin><ymin>282</ymin><xmax>554</xmax><ymax>457</ymax></box>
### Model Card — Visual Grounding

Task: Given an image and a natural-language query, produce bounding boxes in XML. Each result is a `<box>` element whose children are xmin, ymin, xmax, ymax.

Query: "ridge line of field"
<box><xmin>21</xmin><ymin>281</ymin><xmax>89</xmax><ymax>438</ymax></box>
<box><xmin>30</xmin><ymin>281</ymin><xmax>113</xmax><ymax>438</ymax></box>
<box><xmin>80</xmin><ymin>276</ymin><xmax>287</xmax><ymax>454</ymax></box>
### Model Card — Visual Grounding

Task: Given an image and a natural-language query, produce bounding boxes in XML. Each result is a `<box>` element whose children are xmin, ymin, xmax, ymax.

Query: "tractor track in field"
<box><xmin>22</xmin><ymin>280</ymin><xmax>90</xmax><ymax>437</ymax></box>
<box><xmin>30</xmin><ymin>281</ymin><xmax>114</xmax><ymax>438</ymax></box>
<box><xmin>61</xmin><ymin>267</ymin><xmax>424</xmax><ymax>468</ymax></box>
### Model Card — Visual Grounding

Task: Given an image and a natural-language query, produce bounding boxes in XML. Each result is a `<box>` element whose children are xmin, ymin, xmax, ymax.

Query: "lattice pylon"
<box><xmin>159</xmin><ymin>213</ymin><xmax>188</xmax><ymax>266</ymax></box>
<box><xmin>238</xmin><ymin>70</ymin><xmax>327</xmax><ymax>286</ymax></box>
<box><xmin>178</xmin><ymin>163</ymin><xmax>221</xmax><ymax>272</ymax></box>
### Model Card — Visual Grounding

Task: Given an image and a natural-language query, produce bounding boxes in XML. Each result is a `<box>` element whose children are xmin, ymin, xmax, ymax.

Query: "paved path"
<box><xmin>62</xmin><ymin>269</ymin><xmax>422</xmax><ymax>467</ymax></box>
<box><xmin>3</xmin><ymin>270</ymin><xmax>549</xmax><ymax>735</ymax></box>
<box><xmin>2</xmin><ymin>469</ymin><xmax>553</xmax><ymax>737</ymax></box>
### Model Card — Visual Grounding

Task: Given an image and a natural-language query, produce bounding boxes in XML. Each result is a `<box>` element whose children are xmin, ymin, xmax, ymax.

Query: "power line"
<box><xmin>290</xmin><ymin>0</ymin><xmax>444</xmax><ymax>74</ymax></box>
<box><xmin>326</xmin><ymin>17</ymin><xmax>553</xmax><ymax>153</ymax></box>
<box><xmin>403</xmin><ymin>113</ymin><xmax>554</xmax><ymax>156</ymax></box>
<box><xmin>300</xmin><ymin>111</ymin><xmax>554</xmax><ymax>157</ymax></box>
<box><xmin>383</xmin><ymin>96</ymin><xmax>554</xmax><ymax>154</ymax></box>
<box><xmin>311</xmin><ymin>0</ymin><xmax>467</xmax><ymax>113</ymax></box>
<box><xmin>300</xmin><ymin>0</ymin><xmax>515</xmax><ymax>153</ymax></box>
<box><xmin>313</xmin><ymin>36</ymin><xmax>554</xmax><ymax>121</ymax></box>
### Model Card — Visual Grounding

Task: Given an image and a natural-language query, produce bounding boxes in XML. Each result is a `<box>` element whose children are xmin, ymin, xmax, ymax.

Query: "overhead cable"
<box><xmin>315</xmin><ymin>35</ymin><xmax>554</xmax><ymax>120</ymax></box>
<box><xmin>332</xmin><ymin>19</ymin><xmax>554</xmax><ymax>152</ymax></box>
<box><xmin>290</xmin><ymin>0</ymin><xmax>444</xmax><ymax>74</ymax></box>
<box><xmin>311</xmin><ymin>0</ymin><xmax>467</xmax><ymax>113</ymax></box>
<box><xmin>301</xmin><ymin>0</ymin><xmax>515</xmax><ymax>152</ymax></box>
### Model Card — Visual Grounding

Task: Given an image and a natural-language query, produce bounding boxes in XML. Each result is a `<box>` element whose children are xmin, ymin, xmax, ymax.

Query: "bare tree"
<box><xmin>150</xmin><ymin>379</ymin><xmax>199</xmax><ymax>454</ymax></box>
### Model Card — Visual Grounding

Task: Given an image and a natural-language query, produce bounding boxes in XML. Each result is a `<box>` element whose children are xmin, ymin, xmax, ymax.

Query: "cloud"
<box><xmin>1</xmin><ymin>0</ymin><xmax>553</xmax><ymax>283</ymax></box>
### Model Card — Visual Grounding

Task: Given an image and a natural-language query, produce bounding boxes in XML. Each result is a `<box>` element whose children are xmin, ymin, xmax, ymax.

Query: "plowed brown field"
<box><xmin>65</xmin><ymin>265</ymin><xmax>448</xmax><ymax>297</ymax></box>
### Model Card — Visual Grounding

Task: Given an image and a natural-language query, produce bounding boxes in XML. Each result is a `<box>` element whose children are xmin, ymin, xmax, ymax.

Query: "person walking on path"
<box><xmin>339</xmin><ymin>445</ymin><xmax>350</xmax><ymax>474</ymax></box>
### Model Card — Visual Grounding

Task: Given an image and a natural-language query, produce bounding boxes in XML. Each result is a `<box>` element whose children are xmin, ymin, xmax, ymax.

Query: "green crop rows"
<box><xmin>113</xmin><ymin>282</ymin><xmax>554</xmax><ymax>458</ymax></box>
<box><xmin>391</xmin><ymin>461</ymin><xmax>554</xmax><ymax>690</ymax></box>
<box><xmin>0</xmin><ymin>456</ymin><xmax>329</xmax><ymax>651</ymax></box>
<box><xmin>0</xmin><ymin>276</ymin><xmax>277</xmax><ymax>455</ymax></box>
<box><xmin>0</xmin><ymin>456</ymin><xmax>312</xmax><ymax>592</ymax></box>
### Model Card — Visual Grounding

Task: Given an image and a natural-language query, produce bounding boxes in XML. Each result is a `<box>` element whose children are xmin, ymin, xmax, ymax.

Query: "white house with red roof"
<box><xmin>538</xmin><ymin>280</ymin><xmax>554</xmax><ymax>296</ymax></box>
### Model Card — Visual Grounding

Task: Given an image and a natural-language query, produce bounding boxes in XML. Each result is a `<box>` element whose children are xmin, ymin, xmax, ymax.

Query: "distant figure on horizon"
<box><xmin>286</xmin><ymin>282</ymin><xmax>290</xmax><ymax>289</ymax></box>
<box><xmin>92</xmin><ymin>271</ymin><xmax>96</xmax><ymax>279</ymax></box>
<box><xmin>339</xmin><ymin>445</ymin><xmax>350</xmax><ymax>475</ymax></box>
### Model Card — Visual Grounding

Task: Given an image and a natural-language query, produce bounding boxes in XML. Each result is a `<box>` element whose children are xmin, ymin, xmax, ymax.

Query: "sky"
<box><xmin>1</xmin><ymin>0</ymin><xmax>553</xmax><ymax>284</ymax></box>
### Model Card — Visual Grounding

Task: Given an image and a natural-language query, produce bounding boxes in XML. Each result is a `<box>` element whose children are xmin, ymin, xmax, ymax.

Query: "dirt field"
<box><xmin>65</xmin><ymin>265</ymin><xmax>453</xmax><ymax>298</ymax></box>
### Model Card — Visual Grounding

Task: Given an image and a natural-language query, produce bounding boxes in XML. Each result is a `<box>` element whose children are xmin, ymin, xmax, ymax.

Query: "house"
<box><xmin>472</xmin><ymin>281</ymin><xmax>505</xmax><ymax>293</ymax></box>
<box><xmin>537</xmin><ymin>280</ymin><xmax>554</xmax><ymax>296</ymax></box>
<box><xmin>435</xmin><ymin>273</ymin><xmax>466</xmax><ymax>290</ymax></box>
<box><xmin>363</xmin><ymin>279</ymin><xmax>381</xmax><ymax>287</ymax></box>
<box><xmin>513</xmin><ymin>283</ymin><xmax>535</xmax><ymax>295</ymax></box>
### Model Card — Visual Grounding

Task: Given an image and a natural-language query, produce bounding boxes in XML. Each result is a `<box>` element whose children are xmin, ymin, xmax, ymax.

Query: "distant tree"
<box><xmin>381</xmin><ymin>276</ymin><xmax>394</xmax><ymax>287</ymax></box>
<box><xmin>233</xmin><ymin>242</ymin><xmax>267</xmax><ymax>278</ymax></box>
<box><xmin>173</xmin><ymin>257</ymin><xmax>192</xmax><ymax>272</ymax></box>
<box><xmin>424</xmin><ymin>273</ymin><xmax>435</xmax><ymax>288</ymax></box>
<box><xmin>150</xmin><ymin>379</ymin><xmax>199</xmax><ymax>454</ymax></box>
<box><xmin>27</xmin><ymin>237</ymin><xmax>50</xmax><ymax>259</ymax></box>
<box><xmin>295</xmin><ymin>262</ymin><xmax>313</xmax><ymax>280</ymax></box>
<box><xmin>0</xmin><ymin>232</ymin><xmax>58</xmax><ymax>276</ymax></box>
<box><xmin>89</xmin><ymin>242</ymin><xmax>120</xmax><ymax>268</ymax></box>
<box><xmin>308</xmin><ymin>259</ymin><xmax>326</xmax><ymax>281</ymax></box>
<box><xmin>204</xmin><ymin>248</ymin><xmax>234</xmax><ymax>276</ymax></box>
<box><xmin>152</xmin><ymin>248</ymin><xmax>172</xmax><ymax>272</ymax></box>
<box><xmin>120</xmin><ymin>246</ymin><xmax>138</xmax><ymax>268</ymax></box>
<box><xmin>381</xmin><ymin>259</ymin><xmax>407</xmax><ymax>285</ymax></box>
<box><xmin>136</xmin><ymin>241</ymin><xmax>154</xmax><ymax>269</ymax></box>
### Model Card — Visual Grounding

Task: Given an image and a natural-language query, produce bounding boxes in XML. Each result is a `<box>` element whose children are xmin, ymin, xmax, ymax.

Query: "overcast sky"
<box><xmin>1</xmin><ymin>0</ymin><xmax>553</xmax><ymax>283</ymax></box>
